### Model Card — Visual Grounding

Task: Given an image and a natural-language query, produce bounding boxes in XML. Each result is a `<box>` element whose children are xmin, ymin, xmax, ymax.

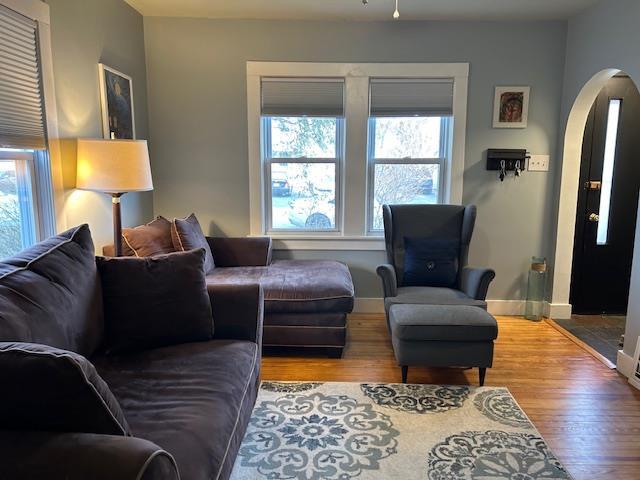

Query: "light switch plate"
<box><xmin>528</xmin><ymin>154</ymin><xmax>549</xmax><ymax>172</ymax></box>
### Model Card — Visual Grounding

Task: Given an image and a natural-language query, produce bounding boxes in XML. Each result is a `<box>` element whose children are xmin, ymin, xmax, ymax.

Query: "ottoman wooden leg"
<box><xmin>401</xmin><ymin>365</ymin><xmax>408</xmax><ymax>384</ymax></box>
<box><xmin>479</xmin><ymin>368</ymin><xmax>487</xmax><ymax>386</ymax></box>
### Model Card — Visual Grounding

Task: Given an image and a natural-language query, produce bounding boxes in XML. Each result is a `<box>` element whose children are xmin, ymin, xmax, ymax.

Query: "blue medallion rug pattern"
<box><xmin>230</xmin><ymin>383</ymin><xmax>572</xmax><ymax>480</ymax></box>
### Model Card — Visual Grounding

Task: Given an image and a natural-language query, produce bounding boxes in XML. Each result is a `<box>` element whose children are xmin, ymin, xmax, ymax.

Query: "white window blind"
<box><xmin>0</xmin><ymin>4</ymin><xmax>46</xmax><ymax>150</ymax></box>
<box><xmin>261</xmin><ymin>78</ymin><xmax>345</xmax><ymax>117</ymax></box>
<box><xmin>370</xmin><ymin>78</ymin><xmax>454</xmax><ymax>117</ymax></box>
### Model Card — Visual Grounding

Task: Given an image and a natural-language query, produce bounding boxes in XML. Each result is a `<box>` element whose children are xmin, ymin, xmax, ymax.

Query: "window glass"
<box><xmin>596</xmin><ymin>99</ymin><xmax>621</xmax><ymax>246</ymax></box>
<box><xmin>271</xmin><ymin>117</ymin><xmax>337</xmax><ymax>158</ymax></box>
<box><xmin>0</xmin><ymin>156</ymin><xmax>36</xmax><ymax>258</ymax></box>
<box><xmin>373</xmin><ymin>117</ymin><xmax>441</xmax><ymax>158</ymax></box>
<box><xmin>270</xmin><ymin>162</ymin><xmax>336</xmax><ymax>230</ymax></box>
<box><xmin>371</xmin><ymin>164</ymin><xmax>440</xmax><ymax>230</ymax></box>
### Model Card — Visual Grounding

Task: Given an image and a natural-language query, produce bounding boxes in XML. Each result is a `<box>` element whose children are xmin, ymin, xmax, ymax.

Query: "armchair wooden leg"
<box><xmin>479</xmin><ymin>368</ymin><xmax>487</xmax><ymax>386</ymax></box>
<box><xmin>401</xmin><ymin>365</ymin><xmax>408</xmax><ymax>384</ymax></box>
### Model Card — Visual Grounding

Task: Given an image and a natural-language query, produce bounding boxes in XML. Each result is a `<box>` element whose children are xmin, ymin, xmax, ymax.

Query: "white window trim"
<box><xmin>246</xmin><ymin>62</ymin><xmax>469</xmax><ymax>250</ymax></box>
<box><xmin>2</xmin><ymin>0</ymin><xmax>65</xmax><ymax>235</ymax></box>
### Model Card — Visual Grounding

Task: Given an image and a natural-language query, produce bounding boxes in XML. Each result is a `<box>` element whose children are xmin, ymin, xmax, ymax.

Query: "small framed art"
<box><xmin>98</xmin><ymin>63</ymin><xmax>135</xmax><ymax>139</ymax></box>
<box><xmin>493</xmin><ymin>86</ymin><xmax>530</xmax><ymax>128</ymax></box>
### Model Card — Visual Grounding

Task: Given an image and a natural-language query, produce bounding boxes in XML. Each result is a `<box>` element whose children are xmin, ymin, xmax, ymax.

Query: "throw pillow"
<box><xmin>171</xmin><ymin>213</ymin><xmax>215</xmax><ymax>273</ymax></box>
<box><xmin>122</xmin><ymin>216</ymin><xmax>175</xmax><ymax>257</ymax></box>
<box><xmin>402</xmin><ymin>237</ymin><xmax>460</xmax><ymax>288</ymax></box>
<box><xmin>97</xmin><ymin>249</ymin><xmax>214</xmax><ymax>354</ymax></box>
<box><xmin>0</xmin><ymin>342</ymin><xmax>130</xmax><ymax>436</ymax></box>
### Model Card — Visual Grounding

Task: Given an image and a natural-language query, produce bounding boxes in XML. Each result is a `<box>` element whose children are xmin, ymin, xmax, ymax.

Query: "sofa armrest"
<box><xmin>0</xmin><ymin>432</ymin><xmax>178</xmax><ymax>480</ymax></box>
<box><xmin>460</xmin><ymin>267</ymin><xmax>495</xmax><ymax>300</ymax></box>
<box><xmin>376</xmin><ymin>264</ymin><xmax>398</xmax><ymax>298</ymax></box>
<box><xmin>208</xmin><ymin>283</ymin><xmax>264</xmax><ymax>344</ymax></box>
<box><xmin>206</xmin><ymin>237</ymin><xmax>272</xmax><ymax>267</ymax></box>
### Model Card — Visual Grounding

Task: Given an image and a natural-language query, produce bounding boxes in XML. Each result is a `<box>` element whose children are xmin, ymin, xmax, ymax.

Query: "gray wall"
<box><xmin>143</xmin><ymin>18</ymin><xmax>567</xmax><ymax>299</ymax></box>
<box><xmin>559</xmin><ymin>0</ymin><xmax>640</xmax><ymax>356</ymax></box>
<box><xmin>46</xmin><ymin>0</ymin><xmax>153</xmax><ymax>249</ymax></box>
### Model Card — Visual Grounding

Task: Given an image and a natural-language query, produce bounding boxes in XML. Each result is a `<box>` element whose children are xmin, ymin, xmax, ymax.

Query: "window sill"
<box><xmin>249</xmin><ymin>235</ymin><xmax>386</xmax><ymax>251</ymax></box>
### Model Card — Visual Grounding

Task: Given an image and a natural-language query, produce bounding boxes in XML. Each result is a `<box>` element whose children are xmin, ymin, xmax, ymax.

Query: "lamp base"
<box><xmin>111</xmin><ymin>193</ymin><xmax>123</xmax><ymax>257</ymax></box>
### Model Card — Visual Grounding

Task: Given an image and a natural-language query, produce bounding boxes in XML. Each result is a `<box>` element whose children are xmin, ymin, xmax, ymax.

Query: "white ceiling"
<box><xmin>125</xmin><ymin>0</ymin><xmax>598</xmax><ymax>21</ymax></box>
<box><xmin>124</xmin><ymin>0</ymin><xmax>599</xmax><ymax>21</ymax></box>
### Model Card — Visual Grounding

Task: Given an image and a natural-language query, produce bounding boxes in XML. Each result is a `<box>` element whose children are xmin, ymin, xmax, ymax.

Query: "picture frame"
<box><xmin>98</xmin><ymin>63</ymin><xmax>136</xmax><ymax>139</ymax></box>
<box><xmin>630</xmin><ymin>336</ymin><xmax>640</xmax><ymax>390</ymax></box>
<box><xmin>493</xmin><ymin>86</ymin><xmax>530</xmax><ymax>129</ymax></box>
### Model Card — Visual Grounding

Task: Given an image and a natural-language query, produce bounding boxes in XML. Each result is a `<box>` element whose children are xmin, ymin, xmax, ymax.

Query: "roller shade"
<box><xmin>0</xmin><ymin>4</ymin><xmax>46</xmax><ymax>150</ymax></box>
<box><xmin>261</xmin><ymin>78</ymin><xmax>344</xmax><ymax>117</ymax></box>
<box><xmin>370</xmin><ymin>78</ymin><xmax>454</xmax><ymax>117</ymax></box>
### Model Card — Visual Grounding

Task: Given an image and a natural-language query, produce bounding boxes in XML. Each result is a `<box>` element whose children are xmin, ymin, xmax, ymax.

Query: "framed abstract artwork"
<box><xmin>493</xmin><ymin>86</ymin><xmax>530</xmax><ymax>128</ymax></box>
<box><xmin>98</xmin><ymin>64</ymin><xmax>135</xmax><ymax>139</ymax></box>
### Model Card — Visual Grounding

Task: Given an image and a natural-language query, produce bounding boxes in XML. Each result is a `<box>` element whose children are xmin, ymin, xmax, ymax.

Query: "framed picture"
<box><xmin>630</xmin><ymin>337</ymin><xmax>640</xmax><ymax>390</ymax></box>
<box><xmin>98</xmin><ymin>64</ymin><xmax>135</xmax><ymax>139</ymax></box>
<box><xmin>493</xmin><ymin>86</ymin><xmax>530</xmax><ymax>128</ymax></box>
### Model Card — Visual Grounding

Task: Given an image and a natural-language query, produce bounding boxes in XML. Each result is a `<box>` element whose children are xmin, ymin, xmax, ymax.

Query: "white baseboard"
<box><xmin>545</xmin><ymin>303</ymin><xmax>572</xmax><ymax>319</ymax></box>
<box><xmin>616</xmin><ymin>349</ymin><xmax>634</xmax><ymax>379</ymax></box>
<box><xmin>486</xmin><ymin>300</ymin><xmax>525</xmax><ymax>316</ymax></box>
<box><xmin>353</xmin><ymin>298</ymin><xmax>529</xmax><ymax>316</ymax></box>
<box><xmin>353</xmin><ymin>298</ymin><xmax>384</xmax><ymax>313</ymax></box>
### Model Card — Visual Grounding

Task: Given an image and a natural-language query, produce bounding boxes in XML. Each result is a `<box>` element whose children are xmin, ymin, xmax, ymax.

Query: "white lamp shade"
<box><xmin>76</xmin><ymin>139</ymin><xmax>153</xmax><ymax>193</ymax></box>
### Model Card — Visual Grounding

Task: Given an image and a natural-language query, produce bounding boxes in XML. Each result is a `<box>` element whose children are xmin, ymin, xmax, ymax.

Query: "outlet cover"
<box><xmin>528</xmin><ymin>154</ymin><xmax>549</xmax><ymax>172</ymax></box>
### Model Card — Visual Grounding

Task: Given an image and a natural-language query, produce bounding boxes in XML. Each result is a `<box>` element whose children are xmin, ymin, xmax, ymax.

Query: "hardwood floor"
<box><xmin>261</xmin><ymin>314</ymin><xmax>640</xmax><ymax>480</ymax></box>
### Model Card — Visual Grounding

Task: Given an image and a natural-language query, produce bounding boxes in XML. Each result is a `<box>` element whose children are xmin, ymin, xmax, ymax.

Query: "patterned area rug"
<box><xmin>230</xmin><ymin>382</ymin><xmax>572</xmax><ymax>480</ymax></box>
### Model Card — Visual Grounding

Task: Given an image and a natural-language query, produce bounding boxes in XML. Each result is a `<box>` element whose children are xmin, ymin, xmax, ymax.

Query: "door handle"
<box><xmin>588</xmin><ymin>213</ymin><xmax>600</xmax><ymax>222</ymax></box>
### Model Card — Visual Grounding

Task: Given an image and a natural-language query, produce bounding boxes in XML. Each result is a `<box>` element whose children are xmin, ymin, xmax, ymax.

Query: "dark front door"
<box><xmin>571</xmin><ymin>76</ymin><xmax>640</xmax><ymax>314</ymax></box>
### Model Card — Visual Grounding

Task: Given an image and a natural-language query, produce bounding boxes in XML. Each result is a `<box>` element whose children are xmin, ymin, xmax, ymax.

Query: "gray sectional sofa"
<box><xmin>0</xmin><ymin>225</ymin><xmax>263</xmax><ymax>480</ymax></box>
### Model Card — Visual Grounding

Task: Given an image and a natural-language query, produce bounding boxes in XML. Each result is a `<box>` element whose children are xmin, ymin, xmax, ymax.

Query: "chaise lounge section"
<box><xmin>207</xmin><ymin>237</ymin><xmax>354</xmax><ymax>357</ymax></box>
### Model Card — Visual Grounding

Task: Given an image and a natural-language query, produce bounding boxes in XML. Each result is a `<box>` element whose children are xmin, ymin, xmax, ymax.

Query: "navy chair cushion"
<box><xmin>402</xmin><ymin>237</ymin><xmax>459</xmax><ymax>287</ymax></box>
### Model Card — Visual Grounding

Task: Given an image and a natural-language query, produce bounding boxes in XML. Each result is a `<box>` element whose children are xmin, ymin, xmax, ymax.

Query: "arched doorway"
<box><xmin>552</xmin><ymin>69</ymin><xmax>640</xmax><ymax>365</ymax></box>
<box><xmin>552</xmin><ymin>69</ymin><xmax>621</xmax><ymax>314</ymax></box>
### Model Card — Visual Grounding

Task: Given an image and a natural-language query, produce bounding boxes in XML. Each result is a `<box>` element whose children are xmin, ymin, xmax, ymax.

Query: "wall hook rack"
<box><xmin>487</xmin><ymin>149</ymin><xmax>530</xmax><ymax>181</ymax></box>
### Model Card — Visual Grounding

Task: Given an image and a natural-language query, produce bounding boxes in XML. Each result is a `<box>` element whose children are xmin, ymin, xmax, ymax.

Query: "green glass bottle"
<box><xmin>525</xmin><ymin>256</ymin><xmax>547</xmax><ymax>321</ymax></box>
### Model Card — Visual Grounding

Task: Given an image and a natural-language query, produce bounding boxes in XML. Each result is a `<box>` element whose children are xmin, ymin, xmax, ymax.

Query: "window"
<box><xmin>367</xmin><ymin>79</ymin><xmax>453</xmax><ymax>231</ymax></box>
<box><xmin>247</xmin><ymin>63</ymin><xmax>468</xmax><ymax>247</ymax></box>
<box><xmin>0</xmin><ymin>4</ymin><xmax>56</xmax><ymax>258</ymax></box>
<box><xmin>596</xmin><ymin>98</ymin><xmax>622</xmax><ymax>246</ymax></box>
<box><xmin>261</xmin><ymin>79</ymin><xmax>344</xmax><ymax>233</ymax></box>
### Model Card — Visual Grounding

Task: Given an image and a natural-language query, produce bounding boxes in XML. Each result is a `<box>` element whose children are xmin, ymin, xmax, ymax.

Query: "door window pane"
<box><xmin>270</xmin><ymin>162</ymin><xmax>336</xmax><ymax>230</ymax></box>
<box><xmin>0</xmin><ymin>158</ymin><xmax>36</xmax><ymax>258</ymax></box>
<box><xmin>597</xmin><ymin>99</ymin><xmax>621</xmax><ymax>246</ymax></box>
<box><xmin>372</xmin><ymin>163</ymin><xmax>440</xmax><ymax>230</ymax></box>
<box><xmin>373</xmin><ymin>117</ymin><xmax>442</xmax><ymax>158</ymax></box>
<box><xmin>270</xmin><ymin>117</ymin><xmax>337</xmax><ymax>158</ymax></box>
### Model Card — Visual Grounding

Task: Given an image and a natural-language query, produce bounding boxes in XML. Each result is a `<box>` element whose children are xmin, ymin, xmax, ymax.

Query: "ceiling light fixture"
<box><xmin>362</xmin><ymin>0</ymin><xmax>400</xmax><ymax>20</ymax></box>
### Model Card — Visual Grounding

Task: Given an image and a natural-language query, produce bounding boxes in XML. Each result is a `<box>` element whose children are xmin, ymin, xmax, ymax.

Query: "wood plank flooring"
<box><xmin>261</xmin><ymin>314</ymin><xmax>640</xmax><ymax>480</ymax></box>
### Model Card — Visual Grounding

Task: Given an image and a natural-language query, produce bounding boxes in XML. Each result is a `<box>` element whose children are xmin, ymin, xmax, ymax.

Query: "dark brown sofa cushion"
<box><xmin>97</xmin><ymin>249</ymin><xmax>214</xmax><ymax>354</ymax></box>
<box><xmin>94</xmin><ymin>339</ymin><xmax>260</xmax><ymax>480</ymax></box>
<box><xmin>206</xmin><ymin>260</ymin><xmax>355</xmax><ymax>314</ymax></box>
<box><xmin>171</xmin><ymin>214</ymin><xmax>215</xmax><ymax>273</ymax></box>
<box><xmin>0</xmin><ymin>224</ymin><xmax>104</xmax><ymax>357</ymax></box>
<box><xmin>121</xmin><ymin>216</ymin><xmax>175</xmax><ymax>258</ymax></box>
<box><xmin>0</xmin><ymin>342</ymin><xmax>130</xmax><ymax>436</ymax></box>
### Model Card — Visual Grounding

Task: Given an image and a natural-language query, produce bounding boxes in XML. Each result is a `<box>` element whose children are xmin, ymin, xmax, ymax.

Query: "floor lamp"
<box><xmin>76</xmin><ymin>139</ymin><xmax>153</xmax><ymax>256</ymax></box>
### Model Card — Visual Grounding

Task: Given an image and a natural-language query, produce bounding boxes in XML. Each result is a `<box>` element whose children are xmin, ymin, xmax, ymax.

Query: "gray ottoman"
<box><xmin>389</xmin><ymin>304</ymin><xmax>498</xmax><ymax>386</ymax></box>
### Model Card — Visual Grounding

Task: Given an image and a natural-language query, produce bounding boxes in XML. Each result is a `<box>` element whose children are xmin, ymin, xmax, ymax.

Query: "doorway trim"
<box><xmin>551</xmin><ymin>68</ymin><xmax>622</xmax><ymax>319</ymax></box>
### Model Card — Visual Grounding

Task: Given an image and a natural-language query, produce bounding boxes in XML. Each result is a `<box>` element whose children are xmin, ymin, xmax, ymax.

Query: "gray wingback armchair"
<box><xmin>377</xmin><ymin>204</ymin><xmax>495</xmax><ymax>317</ymax></box>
